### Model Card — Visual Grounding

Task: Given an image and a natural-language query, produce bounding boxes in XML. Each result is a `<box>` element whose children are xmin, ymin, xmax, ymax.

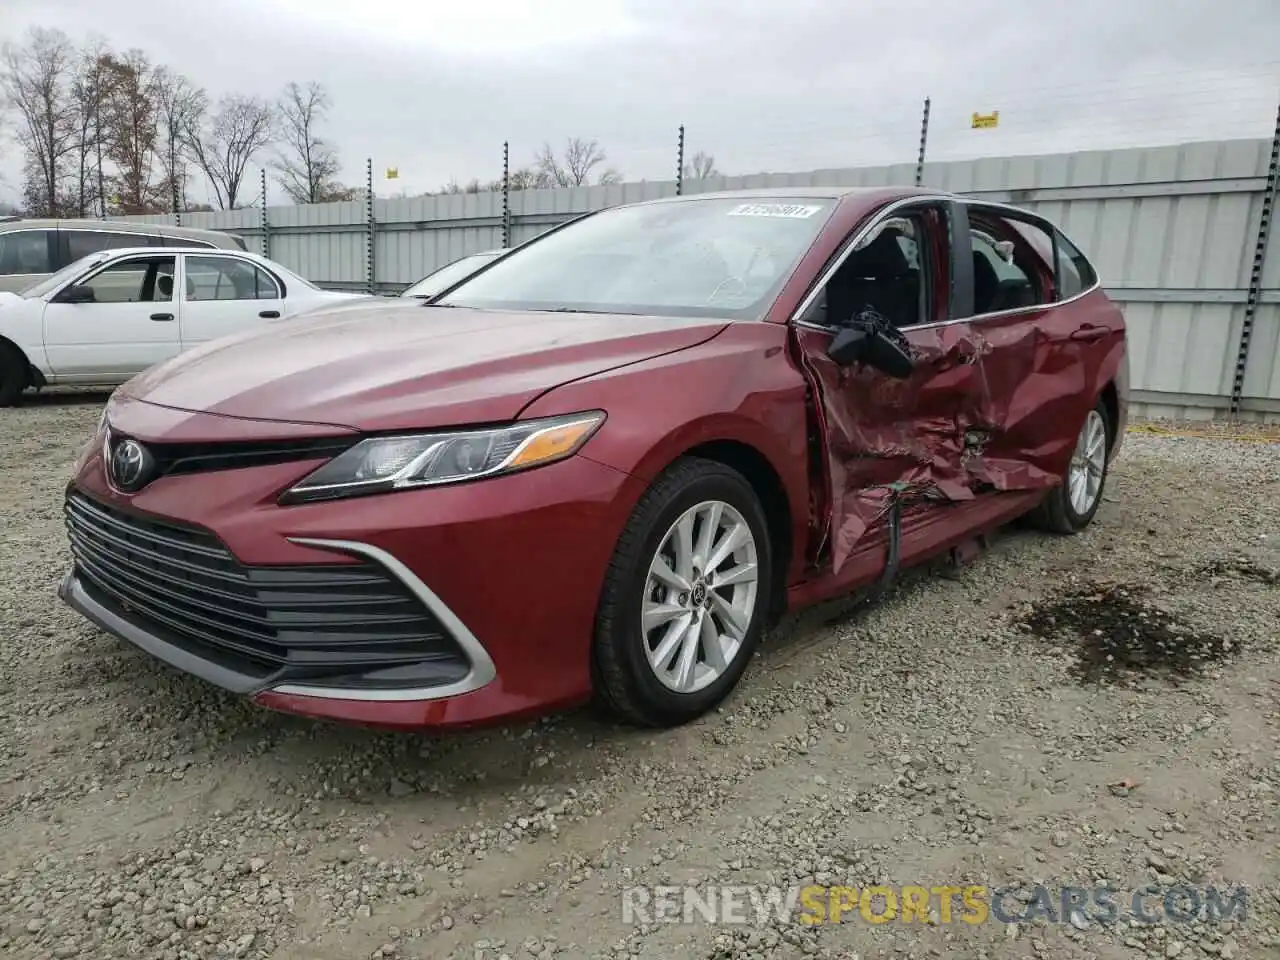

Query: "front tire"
<box><xmin>1028</xmin><ymin>397</ymin><xmax>1112</xmax><ymax>534</ymax></box>
<box><xmin>592</xmin><ymin>457</ymin><xmax>773</xmax><ymax>727</ymax></box>
<box><xmin>0</xmin><ymin>342</ymin><xmax>28</xmax><ymax>407</ymax></box>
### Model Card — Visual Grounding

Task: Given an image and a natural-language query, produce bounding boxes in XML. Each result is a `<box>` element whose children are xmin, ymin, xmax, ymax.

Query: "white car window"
<box><xmin>20</xmin><ymin>253</ymin><xmax>110</xmax><ymax>298</ymax></box>
<box><xmin>185</xmin><ymin>256</ymin><xmax>281</xmax><ymax>301</ymax></box>
<box><xmin>79</xmin><ymin>257</ymin><xmax>176</xmax><ymax>303</ymax></box>
<box><xmin>0</xmin><ymin>230</ymin><xmax>53</xmax><ymax>274</ymax></box>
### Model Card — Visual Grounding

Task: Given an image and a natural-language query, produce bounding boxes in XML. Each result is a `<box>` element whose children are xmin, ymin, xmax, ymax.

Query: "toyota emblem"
<box><xmin>110</xmin><ymin>438</ymin><xmax>154</xmax><ymax>492</ymax></box>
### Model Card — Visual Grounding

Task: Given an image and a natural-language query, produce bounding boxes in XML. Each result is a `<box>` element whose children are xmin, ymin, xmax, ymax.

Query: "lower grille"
<box><xmin>64</xmin><ymin>492</ymin><xmax>470</xmax><ymax>687</ymax></box>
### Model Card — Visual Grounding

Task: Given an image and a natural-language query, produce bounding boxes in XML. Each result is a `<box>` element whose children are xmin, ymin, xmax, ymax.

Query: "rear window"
<box><xmin>0</xmin><ymin>230</ymin><xmax>53</xmax><ymax>274</ymax></box>
<box><xmin>1056</xmin><ymin>231</ymin><xmax>1098</xmax><ymax>298</ymax></box>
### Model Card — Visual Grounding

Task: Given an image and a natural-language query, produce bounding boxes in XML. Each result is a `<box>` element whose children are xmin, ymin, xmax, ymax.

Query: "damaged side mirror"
<box><xmin>827</xmin><ymin>325</ymin><xmax>915</xmax><ymax>379</ymax></box>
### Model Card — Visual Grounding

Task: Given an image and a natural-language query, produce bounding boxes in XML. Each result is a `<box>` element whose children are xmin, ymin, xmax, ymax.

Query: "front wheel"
<box><xmin>592</xmin><ymin>457</ymin><xmax>773</xmax><ymax>727</ymax></box>
<box><xmin>1028</xmin><ymin>397</ymin><xmax>1112</xmax><ymax>534</ymax></box>
<box><xmin>0</xmin><ymin>342</ymin><xmax>28</xmax><ymax>407</ymax></box>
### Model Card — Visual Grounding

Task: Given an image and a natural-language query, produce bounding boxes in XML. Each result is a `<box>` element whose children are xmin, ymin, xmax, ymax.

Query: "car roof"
<box><xmin>633</xmin><ymin>185</ymin><xmax>952</xmax><ymax>205</ymax></box>
<box><xmin>0</xmin><ymin>217</ymin><xmax>240</xmax><ymax>243</ymax></box>
<box><xmin>82</xmin><ymin>246</ymin><xmax>271</xmax><ymax>262</ymax></box>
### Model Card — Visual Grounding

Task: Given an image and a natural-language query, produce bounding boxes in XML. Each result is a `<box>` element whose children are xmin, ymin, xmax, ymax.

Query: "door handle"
<box><xmin>150</xmin><ymin>312</ymin><xmax>174</xmax><ymax>322</ymax></box>
<box><xmin>1070</xmin><ymin>323</ymin><xmax>1108</xmax><ymax>341</ymax></box>
<box><xmin>259</xmin><ymin>310</ymin><xmax>280</xmax><ymax>319</ymax></box>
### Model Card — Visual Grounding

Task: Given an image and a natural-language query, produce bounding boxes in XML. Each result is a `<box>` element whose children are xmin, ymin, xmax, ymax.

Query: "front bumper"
<box><xmin>60</xmin><ymin>412</ymin><xmax>642</xmax><ymax>730</ymax></box>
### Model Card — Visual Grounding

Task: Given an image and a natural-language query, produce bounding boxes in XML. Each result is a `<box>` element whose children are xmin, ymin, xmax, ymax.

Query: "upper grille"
<box><xmin>116</xmin><ymin>434</ymin><xmax>357</xmax><ymax>478</ymax></box>
<box><xmin>64</xmin><ymin>492</ymin><xmax>469</xmax><ymax>687</ymax></box>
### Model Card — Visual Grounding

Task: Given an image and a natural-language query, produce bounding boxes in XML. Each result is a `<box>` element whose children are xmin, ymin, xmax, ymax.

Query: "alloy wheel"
<box><xmin>1067</xmin><ymin>408</ymin><xmax>1107</xmax><ymax>515</ymax></box>
<box><xmin>641</xmin><ymin>499</ymin><xmax>760</xmax><ymax>694</ymax></box>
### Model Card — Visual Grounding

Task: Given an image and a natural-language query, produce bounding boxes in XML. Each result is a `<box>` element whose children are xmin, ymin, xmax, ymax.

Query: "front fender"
<box><xmin>0</xmin><ymin>298</ymin><xmax>51</xmax><ymax>378</ymax></box>
<box><xmin>517</xmin><ymin>321</ymin><xmax>814</xmax><ymax>584</ymax></box>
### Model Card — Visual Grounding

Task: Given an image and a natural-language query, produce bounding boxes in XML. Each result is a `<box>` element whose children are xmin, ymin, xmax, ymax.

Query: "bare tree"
<box><xmin>0</xmin><ymin>83</ymin><xmax>12</xmax><ymax>195</ymax></box>
<box><xmin>67</xmin><ymin>41</ymin><xmax>110</xmax><ymax>217</ymax></box>
<box><xmin>534</xmin><ymin>137</ymin><xmax>621</xmax><ymax>187</ymax></box>
<box><xmin>183</xmin><ymin>93</ymin><xmax>273</xmax><ymax>209</ymax></box>
<box><xmin>153</xmin><ymin>66</ymin><xmax>205</xmax><ymax>214</ymax></box>
<box><xmin>1</xmin><ymin>27</ymin><xmax>78</xmax><ymax>217</ymax></box>
<box><xmin>683</xmin><ymin>150</ymin><xmax>719</xmax><ymax>180</ymax></box>
<box><xmin>100</xmin><ymin>49</ymin><xmax>162</xmax><ymax>214</ymax></box>
<box><xmin>273</xmin><ymin>80</ymin><xmax>351</xmax><ymax>203</ymax></box>
<box><xmin>508</xmin><ymin>166</ymin><xmax>548</xmax><ymax>190</ymax></box>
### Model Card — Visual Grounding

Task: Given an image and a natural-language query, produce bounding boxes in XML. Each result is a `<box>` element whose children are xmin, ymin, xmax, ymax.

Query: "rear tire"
<box><xmin>1028</xmin><ymin>397</ymin><xmax>1112</xmax><ymax>534</ymax></box>
<box><xmin>592</xmin><ymin>457</ymin><xmax>773</xmax><ymax>728</ymax></box>
<box><xmin>0</xmin><ymin>342</ymin><xmax>29</xmax><ymax>407</ymax></box>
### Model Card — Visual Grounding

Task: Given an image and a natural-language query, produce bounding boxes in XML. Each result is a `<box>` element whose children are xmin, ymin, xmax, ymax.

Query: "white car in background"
<box><xmin>399</xmin><ymin>249</ymin><xmax>503</xmax><ymax>299</ymax></box>
<box><xmin>289</xmin><ymin>249</ymin><xmax>508</xmax><ymax>320</ymax></box>
<box><xmin>0</xmin><ymin>247</ymin><xmax>364</xmax><ymax>405</ymax></box>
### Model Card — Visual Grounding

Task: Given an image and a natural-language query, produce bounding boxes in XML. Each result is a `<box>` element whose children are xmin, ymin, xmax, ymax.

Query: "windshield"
<box><xmin>20</xmin><ymin>252</ymin><xmax>110</xmax><ymax>298</ymax></box>
<box><xmin>402</xmin><ymin>251</ymin><xmax>502</xmax><ymax>299</ymax></box>
<box><xmin>436</xmin><ymin>197</ymin><xmax>837</xmax><ymax>320</ymax></box>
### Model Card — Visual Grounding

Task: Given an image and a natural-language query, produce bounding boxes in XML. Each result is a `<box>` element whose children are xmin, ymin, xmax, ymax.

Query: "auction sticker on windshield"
<box><xmin>727</xmin><ymin>203</ymin><xmax>824</xmax><ymax>219</ymax></box>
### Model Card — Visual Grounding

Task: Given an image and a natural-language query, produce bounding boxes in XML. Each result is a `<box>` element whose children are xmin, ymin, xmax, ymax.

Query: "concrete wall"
<box><xmin>118</xmin><ymin>137</ymin><xmax>1280</xmax><ymax>421</ymax></box>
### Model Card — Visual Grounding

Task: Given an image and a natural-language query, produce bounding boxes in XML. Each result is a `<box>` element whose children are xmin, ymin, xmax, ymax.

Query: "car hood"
<box><xmin>119</xmin><ymin>303</ymin><xmax>730</xmax><ymax>432</ymax></box>
<box><xmin>0</xmin><ymin>291</ymin><xmax>22</xmax><ymax>307</ymax></box>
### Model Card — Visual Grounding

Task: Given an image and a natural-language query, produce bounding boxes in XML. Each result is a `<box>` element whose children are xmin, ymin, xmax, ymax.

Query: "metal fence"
<box><xmin>116</xmin><ymin>134</ymin><xmax>1280</xmax><ymax>423</ymax></box>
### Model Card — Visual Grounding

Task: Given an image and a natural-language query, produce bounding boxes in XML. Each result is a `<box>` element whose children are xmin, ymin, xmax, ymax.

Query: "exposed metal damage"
<box><xmin>795</xmin><ymin>315</ymin><xmax>1121</xmax><ymax>575</ymax></box>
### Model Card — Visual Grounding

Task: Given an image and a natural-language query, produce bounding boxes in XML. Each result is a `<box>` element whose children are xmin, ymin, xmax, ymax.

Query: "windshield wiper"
<box><xmin>542</xmin><ymin>307</ymin><xmax>650</xmax><ymax>315</ymax></box>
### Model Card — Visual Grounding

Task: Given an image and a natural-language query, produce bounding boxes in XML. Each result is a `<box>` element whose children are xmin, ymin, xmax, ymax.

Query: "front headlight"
<box><xmin>280</xmin><ymin>410</ymin><xmax>606</xmax><ymax>504</ymax></box>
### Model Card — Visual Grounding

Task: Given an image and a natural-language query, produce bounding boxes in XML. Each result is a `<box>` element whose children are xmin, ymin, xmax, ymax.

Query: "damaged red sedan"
<box><xmin>59</xmin><ymin>187</ymin><xmax>1128</xmax><ymax>730</ymax></box>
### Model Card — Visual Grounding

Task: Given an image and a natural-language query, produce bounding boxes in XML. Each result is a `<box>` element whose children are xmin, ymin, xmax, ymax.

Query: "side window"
<box><xmin>967</xmin><ymin>212</ymin><xmax>1056</xmax><ymax>316</ymax></box>
<box><xmin>817</xmin><ymin>212</ymin><xmax>933</xmax><ymax>329</ymax></box>
<box><xmin>185</xmin><ymin>256</ymin><xmax>280</xmax><ymax>301</ymax></box>
<box><xmin>0</xmin><ymin>230</ymin><xmax>54</xmax><ymax>274</ymax></box>
<box><xmin>78</xmin><ymin>257</ymin><xmax>176</xmax><ymax>303</ymax></box>
<box><xmin>66</xmin><ymin>230</ymin><xmax>149</xmax><ymax>261</ymax></box>
<box><xmin>1056</xmin><ymin>231</ymin><xmax>1097</xmax><ymax>299</ymax></box>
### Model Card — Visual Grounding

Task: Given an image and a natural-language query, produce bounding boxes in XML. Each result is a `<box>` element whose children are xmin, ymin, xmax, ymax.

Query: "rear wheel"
<box><xmin>0</xmin><ymin>341</ymin><xmax>29</xmax><ymax>407</ymax></box>
<box><xmin>1028</xmin><ymin>397</ymin><xmax>1112</xmax><ymax>534</ymax></box>
<box><xmin>593</xmin><ymin>457</ymin><xmax>773</xmax><ymax>727</ymax></box>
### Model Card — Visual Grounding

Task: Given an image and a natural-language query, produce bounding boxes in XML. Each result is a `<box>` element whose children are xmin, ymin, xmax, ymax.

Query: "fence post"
<box><xmin>502</xmin><ymin>140</ymin><xmax>511</xmax><ymax>248</ymax></box>
<box><xmin>171</xmin><ymin>141</ymin><xmax>181</xmax><ymax>226</ymax></box>
<box><xmin>259</xmin><ymin>169</ymin><xmax>270</xmax><ymax>260</ymax></box>
<box><xmin>366</xmin><ymin>157</ymin><xmax>376</xmax><ymax>295</ymax></box>
<box><xmin>1229</xmin><ymin>97</ymin><xmax>1280</xmax><ymax>416</ymax></box>
<box><xmin>915</xmin><ymin>97</ymin><xmax>931</xmax><ymax>187</ymax></box>
<box><xmin>675</xmin><ymin>124</ymin><xmax>685</xmax><ymax>196</ymax></box>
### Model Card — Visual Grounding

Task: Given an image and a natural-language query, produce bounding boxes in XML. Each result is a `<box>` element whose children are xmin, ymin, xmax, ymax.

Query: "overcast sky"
<box><xmin>1</xmin><ymin>0</ymin><xmax>1278</xmax><ymax>207</ymax></box>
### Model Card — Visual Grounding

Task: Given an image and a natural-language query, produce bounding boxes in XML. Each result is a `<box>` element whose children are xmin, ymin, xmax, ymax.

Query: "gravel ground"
<box><xmin>1</xmin><ymin>393</ymin><xmax>1277</xmax><ymax>960</ymax></box>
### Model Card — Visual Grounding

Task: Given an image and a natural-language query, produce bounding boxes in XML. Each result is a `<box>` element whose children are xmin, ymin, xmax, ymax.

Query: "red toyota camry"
<box><xmin>59</xmin><ymin>186</ymin><xmax>1129</xmax><ymax>730</ymax></box>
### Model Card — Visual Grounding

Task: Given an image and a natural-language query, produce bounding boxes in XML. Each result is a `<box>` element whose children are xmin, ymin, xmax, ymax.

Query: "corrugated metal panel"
<box><xmin>109</xmin><ymin>137</ymin><xmax>1279</xmax><ymax>420</ymax></box>
<box><xmin>1242</xmin><ymin>304</ymin><xmax>1280</xmax><ymax>400</ymax></box>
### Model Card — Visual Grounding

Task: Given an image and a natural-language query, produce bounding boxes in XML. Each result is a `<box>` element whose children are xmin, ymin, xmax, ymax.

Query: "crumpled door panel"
<box><xmin>793</xmin><ymin>308</ymin><xmax>1123</xmax><ymax>574</ymax></box>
